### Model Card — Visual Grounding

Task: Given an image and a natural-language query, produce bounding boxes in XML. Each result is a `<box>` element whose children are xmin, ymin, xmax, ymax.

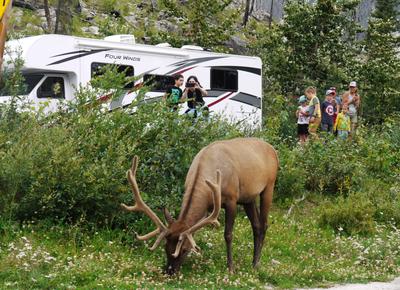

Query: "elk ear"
<box><xmin>163</xmin><ymin>208</ymin><xmax>175</xmax><ymax>225</ymax></box>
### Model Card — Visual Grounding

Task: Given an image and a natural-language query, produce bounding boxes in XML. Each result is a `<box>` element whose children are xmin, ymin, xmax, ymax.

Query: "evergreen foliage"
<box><xmin>248</xmin><ymin>0</ymin><xmax>361</xmax><ymax>96</ymax></box>
<box><xmin>149</xmin><ymin>0</ymin><xmax>239</xmax><ymax>52</ymax></box>
<box><xmin>361</xmin><ymin>0</ymin><xmax>400</xmax><ymax>123</ymax></box>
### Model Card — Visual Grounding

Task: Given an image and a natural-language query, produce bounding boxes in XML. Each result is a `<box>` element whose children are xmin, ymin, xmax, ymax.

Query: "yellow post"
<box><xmin>0</xmin><ymin>0</ymin><xmax>12</xmax><ymax>79</ymax></box>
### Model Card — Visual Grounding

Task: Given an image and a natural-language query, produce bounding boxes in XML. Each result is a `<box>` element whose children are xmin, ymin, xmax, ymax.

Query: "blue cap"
<box><xmin>298</xmin><ymin>95</ymin><xmax>307</xmax><ymax>103</ymax></box>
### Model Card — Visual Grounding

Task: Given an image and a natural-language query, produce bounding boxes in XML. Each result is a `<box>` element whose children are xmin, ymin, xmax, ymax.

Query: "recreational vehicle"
<box><xmin>0</xmin><ymin>34</ymin><xmax>262</xmax><ymax>126</ymax></box>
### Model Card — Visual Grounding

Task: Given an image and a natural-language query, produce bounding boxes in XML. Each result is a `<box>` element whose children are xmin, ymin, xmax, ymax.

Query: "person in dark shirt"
<box><xmin>321</xmin><ymin>89</ymin><xmax>335</xmax><ymax>133</ymax></box>
<box><xmin>182</xmin><ymin>75</ymin><xmax>208</xmax><ymax>118</ymax></box>
<box><xmin>163</xmin><ymin>74</ymin><xmax>184</xmax><ymax>111</ymax></box>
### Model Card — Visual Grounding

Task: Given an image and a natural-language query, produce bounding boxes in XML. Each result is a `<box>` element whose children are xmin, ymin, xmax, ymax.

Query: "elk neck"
<box><xmin>177</xmin><ymin>182</ymin><xmax>212</xmax><ymax>228</ymax></box>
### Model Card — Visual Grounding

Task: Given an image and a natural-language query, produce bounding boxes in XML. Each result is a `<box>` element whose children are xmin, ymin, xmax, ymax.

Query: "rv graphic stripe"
<box><xmin>207</xmin><ymin>92</ymin><xmax>235</xmax><ymax>108</ymax></box>
<box><xmin>209</xmin><ymin>66</ymin><xmax>261</xmax><ymax>75</ymax></box>
<box><xmin>51</xmin><ymin>50</ymin><xmax>92</xmax><ymax>58</ymax></box>
<box><xmin>164</xmin><ymin>56</ymin><xmax>226</xmax><ymax>75</ymax></box>
<box><xmin>205</xmin><ymin>91</ymin><xmax>260</xmax><ymax>108</ymax></box>
<box><xmin>206</xmin><ymin>90</ymin><xmax>226</xmax><ymax>98</ymax></box>
<box><xmin>47</xmin><ymin>49</ymin><xmax>110</xmax><ymax>66</ymax></box>
<box><xmin>231</xmin><ymin>92</ymin><xmax>261</xmax><ymax>108</ymax></box>
<box><xmin>173</xmin><ymin>66</ymin><xmax>196</xmax><ymax>76</ymax></box>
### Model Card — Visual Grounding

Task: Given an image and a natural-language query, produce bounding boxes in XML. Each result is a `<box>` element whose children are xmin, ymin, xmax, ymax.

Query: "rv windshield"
<box><xmin>0</xmin><ymin>73</ymin><xmax>44</xmax><ymax>96</ymax></box>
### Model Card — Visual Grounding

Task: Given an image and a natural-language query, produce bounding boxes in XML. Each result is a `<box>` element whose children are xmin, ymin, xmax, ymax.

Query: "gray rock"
<box><xmin>155</xmin><ymin>19</ymin><xmax>179</xmax><ymax>33</ymax></box>
<box><xmin>11</xmin><ymin>9</ymin><xmax>23</xmax><ymax>19</ymax></box>
<box><xmin>26</xmin><ymin>23</ymin><xmax>44</xmax><ymax>33</ymax></box>
<box><xmin>82</xmin><ymin>26</ymin><xmax>100</xmax><ymax>35</ymax></box>
<box><xmin>124</xmin><ymin>15</ymin><xmax>138</xmax><ymax>27</ymax></box>
<box><xmin>36</xmin><ymin>8</ymin><xmax>56</xmax><ymax>19</ymax></box>
<box><xmin>225</xmin><ymin>35</ymin><xmax>248</xmax><ymax>54</ymax></box>
<box><xmin>88</xmin><ymin>26</ymin><xmax>100</xmax><ymax>35</ymax></box>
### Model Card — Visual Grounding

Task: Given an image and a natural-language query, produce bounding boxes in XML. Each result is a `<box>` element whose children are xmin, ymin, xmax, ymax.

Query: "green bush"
<box><xmin>359</xmin><ymin>179</ymin><xmax>400</xmax><ymax>226</ymax></box>
<box><xmin>319</xmin><ymin>192</ymin><xmax>376</xmax><ymax>235</ymax></box>
<box><xmin>273</xmin><ymin>145</ymin><xmax>306</xmax><ymax>200</ymax></box>
<box><xmin>301</xmin><ymin>139</ymin><xmax>367</xmax><ymax>195</ymax></box>
<box><xmin>0</xmin><ymin>81</ymin><xmax>244</xmax><ymax>226</ymax></box>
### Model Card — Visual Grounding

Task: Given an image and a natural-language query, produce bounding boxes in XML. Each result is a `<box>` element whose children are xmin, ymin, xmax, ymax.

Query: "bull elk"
<box><xmin>121</xmin><ymin>138</ymin><xmax>278</xmax><ymax>274</ymax></box>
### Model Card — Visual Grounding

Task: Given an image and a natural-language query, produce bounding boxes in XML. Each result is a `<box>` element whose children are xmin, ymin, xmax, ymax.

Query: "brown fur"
<box><xmin>165</xmin><ymin>137</ymin><xmax>279</xmax><ymax>274</ymax></box>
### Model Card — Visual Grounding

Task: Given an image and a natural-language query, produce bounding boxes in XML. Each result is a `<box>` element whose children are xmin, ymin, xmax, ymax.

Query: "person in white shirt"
<box><xmin>342</xmin><ymin>81</ymin><xmax>361</xmax><ymax>138</ymax></box>
<box><xmin>296</xmin><ymin>95</ymin><xmax>311</xmax><ymax>144</ymax></box>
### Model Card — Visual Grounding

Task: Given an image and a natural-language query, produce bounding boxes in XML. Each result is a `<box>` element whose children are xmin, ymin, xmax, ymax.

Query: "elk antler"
<box><xmin>172</xmin><ymin>170</ymin><xmax>222</xmax><ymax>258</ymax></box>
<box><xmin>121</xmin><ymin>156</ymin><xmax>167</xmax><ymax>251</ymax></box>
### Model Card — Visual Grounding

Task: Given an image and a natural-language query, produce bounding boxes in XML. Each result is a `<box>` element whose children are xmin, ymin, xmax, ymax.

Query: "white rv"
<box><xmin>1</xmin><ymin>34</ymin><xmax>262</xmax><ymax>126</ymax></box>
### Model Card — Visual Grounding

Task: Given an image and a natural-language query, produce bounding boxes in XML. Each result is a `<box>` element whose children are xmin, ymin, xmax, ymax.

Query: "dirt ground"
<box><xmin>297</xmin><ymin>277</ymin><xmax>400</xmax><ymax>290</ymax></box>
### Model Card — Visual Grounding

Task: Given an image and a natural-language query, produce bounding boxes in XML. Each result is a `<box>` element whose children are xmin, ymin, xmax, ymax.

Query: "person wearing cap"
<box><xmin>296</xmin><ymin>95</ymin><xmax>310</xmax><ymax>143</ymax></box>
<box><xmin>330</xmin><ymin>87</ymin><xmax>341</xmax><ymax>113</ymax></box>
<box><xmin>342</xmin><ymin>81</ymin><xmax>361</xmax><ymax>137</ymax></box>
<box><xmin>329</xmin><ymin>87</ymin><xmax>340</xmax><ymax>105</ymax></box>
<box><xmin>321</xmin><ymin>90</ymin><xmax>336</xmax><ymax>133</ymax></box>
<box><xmin>304</xmin><ymin>86</ymin><xmax>321</xmax><ymax>137</ymax></box>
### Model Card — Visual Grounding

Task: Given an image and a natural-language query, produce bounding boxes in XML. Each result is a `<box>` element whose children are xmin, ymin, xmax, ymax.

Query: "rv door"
<box><xmin>31</xmin><ymin>74</ymin><xmax>71</xmax><ymax>113</ymax></box>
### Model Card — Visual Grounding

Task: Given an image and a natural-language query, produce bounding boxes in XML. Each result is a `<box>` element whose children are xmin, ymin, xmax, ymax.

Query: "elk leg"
<box><xmin>224</xmin><ymin>201</ymin><xmax>237</xmax><ymax>272</ymax></box>
<box><xmin>243</xmin><ymin>201</ymin><xmax>261</xmax><ymax>267</ymax></box>
<box><xmin>254</xmin><ymin>183</ymin><xmax>275</xmax><ymax>267</ymax></box>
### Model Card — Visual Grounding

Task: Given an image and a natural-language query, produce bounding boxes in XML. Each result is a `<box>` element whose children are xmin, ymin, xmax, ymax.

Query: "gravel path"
<box><xmin>297</xmin><ymin>277</ymin><xmax>400</xmax><ymax>290</ymax></box>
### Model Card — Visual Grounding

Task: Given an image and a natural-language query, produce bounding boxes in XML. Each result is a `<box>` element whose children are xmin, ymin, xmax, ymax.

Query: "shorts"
<box><xmin>297</xmin><ymin>124</ymin><xmax>309</xmax><ymax>135</ymax></box>
<box><xmin>321</xmin><ymin>123</ymin><xmax>333</xmax><ymax>132</ymax></box>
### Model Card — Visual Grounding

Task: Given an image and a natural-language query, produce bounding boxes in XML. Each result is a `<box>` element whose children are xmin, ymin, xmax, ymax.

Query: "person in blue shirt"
<box><xmin>321</xmin><ymin>90</ymin><xmax>335</xmax><ymax>133</ymax></box>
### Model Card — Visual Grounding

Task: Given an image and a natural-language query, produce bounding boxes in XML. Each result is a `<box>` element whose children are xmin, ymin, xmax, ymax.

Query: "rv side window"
<box><xmin>210</xmin><ymin>69</ymin><xmax>238</xmax><ymax>91</ymax></box>
<box><xmin>143</xmin><ymin>74</ymin><xmax>175</xmax><ymax>92</ymax></box>
<box><xmin>91</xmin><ymin>62</ymin><xmax>134</xmax><ymax>89</ymax></box>
<box><xmin>37</xmin><ymin>77</ymin><xmax>65</xmax><ymax>99</ymax></box>
<box><xmin>23</xmin><ymin>74</ymin><xmax>44</xmax><ymax>94</ymax></box>
<box><xmin>0</xmin><ymin>73</ymin><xmax>44</xmax><ymax>96</ymax></box>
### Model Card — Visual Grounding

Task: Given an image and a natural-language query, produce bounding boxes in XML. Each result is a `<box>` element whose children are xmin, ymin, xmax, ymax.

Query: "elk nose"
<box><xmin>166</xmin><ymin>265</ymin><xmax>175</xmax><ymax>275</ymax></box>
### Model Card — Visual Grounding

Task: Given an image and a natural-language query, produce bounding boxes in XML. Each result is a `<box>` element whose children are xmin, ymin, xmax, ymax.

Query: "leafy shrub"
<box><xmin>0</xmin><ymin>80</ymin><xmax>243</xmax><ymax>227</ymax></box>
<box><xmin>273</xmin><ymin>145</ymin><xmax>306</xmax><ymax>200</ymax></box>
<box><xmin>300</xmin><ymin>139</ymin><xmax>367</xmax><ymax>195</ymax></box>
<box><xmin>319</xmin><ymin>192</ymin><xmax>376</xmax><ymax>235</ymax></box>
<box><xmin>359</xmin><ymin>179</ymin><xmax>400</xmax><ymax>226</ymax></box>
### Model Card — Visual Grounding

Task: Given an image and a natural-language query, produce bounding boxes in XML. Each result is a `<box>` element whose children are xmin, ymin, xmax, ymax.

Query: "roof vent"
<box><xmin>181</xmin><ymin>45</ymin><xmax>203</xmax><ymax>51</ymax></box>
<box><xmin>104</xmin><ymin>35</ymin><xmax>136</xmax><ymax>44</ymax></box>
<box><xmin>155</xmin><ymin>42</ymin><xmax>172</xmax><ymax>48</ymax></box>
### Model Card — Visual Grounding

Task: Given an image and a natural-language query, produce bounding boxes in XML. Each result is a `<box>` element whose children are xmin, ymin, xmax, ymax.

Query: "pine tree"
<box><xmin>250</xmin><ymin>0</ymin><xmax>361</xmax><ymax>95</ymax></box>
<box><xmin>362</xmin><ymin>0</ymin><xmax>400</xmax><ymax>123</ymax></box>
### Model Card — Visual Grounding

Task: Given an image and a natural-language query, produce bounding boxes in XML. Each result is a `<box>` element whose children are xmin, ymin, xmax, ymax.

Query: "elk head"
<box><xmin>121</xmin><ymin>156</ymin><xmax>221</xmax><ymax>275</ymax></box>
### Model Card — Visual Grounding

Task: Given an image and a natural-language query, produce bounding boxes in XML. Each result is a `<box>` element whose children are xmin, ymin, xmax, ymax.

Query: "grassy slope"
<box><xmin>1</xmin><ymin>201</ymin><xmax>400</xmax><ymax>289</ymax></box>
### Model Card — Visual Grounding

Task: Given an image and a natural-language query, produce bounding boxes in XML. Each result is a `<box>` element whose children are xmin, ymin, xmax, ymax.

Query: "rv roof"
<box><xmin>5</xmin><ymin>34</ymin><xmax>261</xmax><ymax>61</ymax></box>
<box><xmin>76</xmin><ymin>37</ymin><xmax>189</xmax><ymax>58</ymax></box>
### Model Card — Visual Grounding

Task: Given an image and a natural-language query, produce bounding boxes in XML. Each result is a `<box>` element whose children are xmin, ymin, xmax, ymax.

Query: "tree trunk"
<box><xmin>43</xmin><ymin>0</ymin><xmax>52</xmax><ymax>32</ymax></box>
<box><xmin>269</xmin><ymin>0</ymin><xmax>274</xmax><ymax>27</ymax></box>
<box><xmin>0</xmin><ymin>0</ymin><xmax>13</xmax><ymax>82</ymax></box>
<box><xmin>54</xmin><ymin>0</ymin><xmax>62</xmax><ymax>34</ymax></box>
<box><xmin>54</xmin><ymin>0</ymin><xmax>77</xmax><ymax>34</ymax></box>
<box><xmin>243</xmin><ymin>0</ymin><xmax>255</xmax><ymax>26</ymax></box>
